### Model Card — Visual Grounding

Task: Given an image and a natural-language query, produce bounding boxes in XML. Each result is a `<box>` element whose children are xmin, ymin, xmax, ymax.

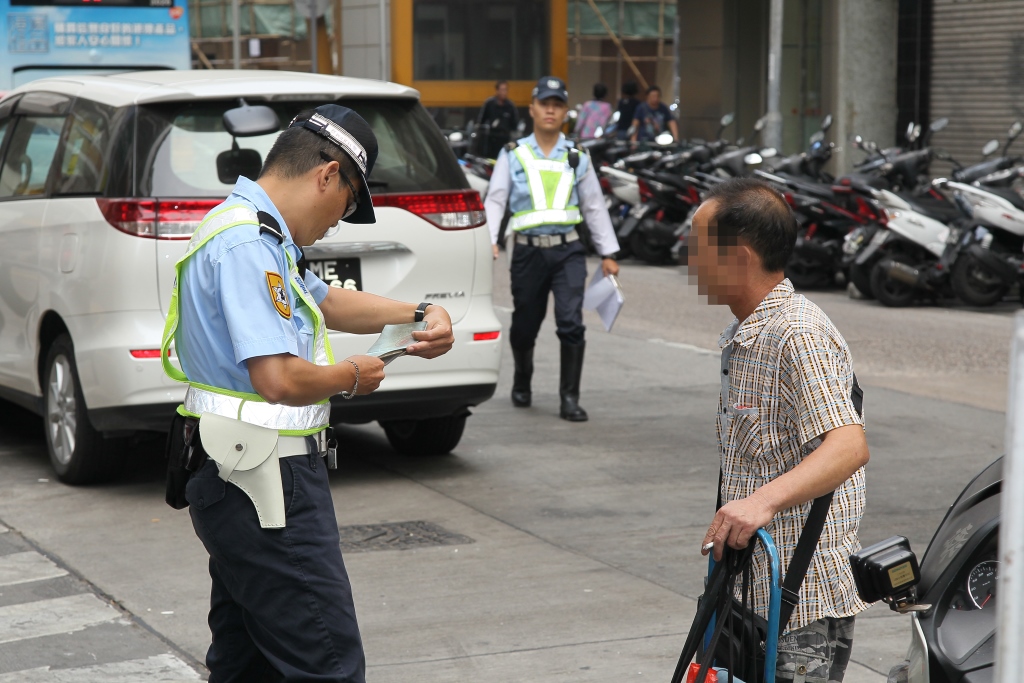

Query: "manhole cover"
<box><xmin>338</xmin><ymin>520</ymin><xmax>474</xmax><ymax>553</ymax></box>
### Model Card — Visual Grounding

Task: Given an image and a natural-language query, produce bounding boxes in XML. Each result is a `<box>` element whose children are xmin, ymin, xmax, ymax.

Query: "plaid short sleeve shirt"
<box><xmin>716</xmin><ymin>279</ymin><xmax>870</xmax><ymax>633</ymax></box>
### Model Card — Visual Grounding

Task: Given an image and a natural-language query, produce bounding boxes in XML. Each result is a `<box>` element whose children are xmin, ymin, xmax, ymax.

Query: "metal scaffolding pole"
<box><xmin>997</xmin><ymin>311</ymin><xmax>1024</xmax><ymax>682</ymax></box>
<box><xmin>231</xmin><ymin>0</ymin><xmax>241</xmax><ymax>68</ymax></box>
<box><xmin>764</xmin><ymin>0</ymin><xmax>784</xmax><ymax>149</ymax></box>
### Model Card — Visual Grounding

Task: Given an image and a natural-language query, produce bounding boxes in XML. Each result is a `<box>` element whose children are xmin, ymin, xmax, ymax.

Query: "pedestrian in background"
<box><xmin>631</xmin><ymin>85</ymin><xmax>679</xmax><ymax>142</ymax></box>
<box><xmin>687</xmin><ymin>177</ymin><xmax>870</xmax><ymax>682</ymax></box>
<box><xmin>477</xmin><ymin>79</ymin><xmax>519</xmax><ymax>159</ymax></box>
<box><xmin>575</xmin><ymin>83</ymin><xmax>612</xmax><ymax>140</ymax></box>
<box><xmin>485</xmin><ymin>77</ymin><xmax>620</xmax><ymax>422</ymax></box>
<box><xmin>615</xmin><ymin>81</ymin><xmax>640</xmax><ymax>140</ymax></box>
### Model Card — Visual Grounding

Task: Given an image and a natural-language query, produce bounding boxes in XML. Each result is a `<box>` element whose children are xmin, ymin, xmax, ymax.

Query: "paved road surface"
<box><xmin>0</xmin><ymin>257</ymin><xmax>1011</xmax><ymax>681</ymax></box>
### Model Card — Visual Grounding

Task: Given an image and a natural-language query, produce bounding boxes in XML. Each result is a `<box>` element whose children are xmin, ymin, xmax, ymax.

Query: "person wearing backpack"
<box><xmin>688</xmin><ymin>178</ymin><xmax>871</xmax><ymax>682</ymax></box>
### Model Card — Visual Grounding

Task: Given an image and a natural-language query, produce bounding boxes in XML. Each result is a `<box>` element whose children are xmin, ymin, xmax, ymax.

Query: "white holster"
<box><xmin>199</xmin><ymin>412</ymin><xmax>287</xmax><ymax>529</ymax></box>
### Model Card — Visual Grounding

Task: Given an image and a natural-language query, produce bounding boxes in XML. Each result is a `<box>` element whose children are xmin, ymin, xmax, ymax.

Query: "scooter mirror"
<box><xmin>720</xmin><ymin>112</ymin><xmax>735</xmax><ymax>127</ymax></box>
<box><xmin>930</xmin><ymin>117</ymin><xmax>949</xmax><ymax>132</ymax></box>
<box><xmin>866</xmin><ymin>140</ymin><xmax>878</xmax><ymax>152</ymax></box>
<box><xmin>655</xmin><ymin>132</ymin><xmax>675</xmax><ymax>146</ymax></box>
<box><xmin>744</xmin><ymin>153</ymin><xmax>763</xmax><ymax>165</ymax></box>
<box><xmin>982</xmin><ymin>139</ymin><xmax>999</xmax><ymax>156</ymax></box>
<box><xmin>594</xmin><ymin>126</ymin><xmax>604</xmax><ymax>138</ymax></box>
<box><xmin>821</xmin><ymin>114</ymin><xmax>833</xmax><ymax>132</ymax></box>
<box><xmin>852</xmin><ymin>134</ymin><xmax>864</xmax><ymax>147</ymax></box>
<box><xmin>1010</xmin><ymin>121</ymin><xmax>1023</xmax><ymax>139</ymax></box>
<box><xmin>754</xmin><ymin>116</ymin><xmax>767</xmax><ymax>132</ymax></box>
<box><xmin>760</xmin><ymin>147</ymin><xmax>778</xmax><ymax>159</ymax></box>
<box><xmin>905</xmin><ymin>121</ymin><xmax>916</xmax><ymax>141</ymax></box>
<box><xmin>448</xmin><ymin>131</ymin><xmax>464</xmax><ymax>143</ymax></box>
<box><xmin>610</xmin><ymin>111</ymin><xmax>621</xmax><ymax>124</ymax></box>
<box><xmin>809</xmin><ymin>131</ymin><xmax>825</xmax><ymax>144</ymax></box>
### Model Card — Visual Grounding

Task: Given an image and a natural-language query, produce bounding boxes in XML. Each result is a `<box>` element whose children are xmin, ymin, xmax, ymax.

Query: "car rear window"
<box><xmin>136</xmin><ymin>98</ymin><xmax>467</xmax><ymax>197</ymax></box>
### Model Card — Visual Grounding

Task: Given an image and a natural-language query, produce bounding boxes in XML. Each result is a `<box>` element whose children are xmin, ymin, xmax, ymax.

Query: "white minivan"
<box><xmin>0</xmin><ymin>71</ymin><xmax>502</xmax><ymax>483</ymax></box>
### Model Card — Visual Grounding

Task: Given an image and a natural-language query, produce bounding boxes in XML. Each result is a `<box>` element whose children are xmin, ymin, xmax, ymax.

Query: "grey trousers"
<box><xmin>776</xmin><ymin>616</ymin><xmax>856</xmax><ymax>683</ymax></box>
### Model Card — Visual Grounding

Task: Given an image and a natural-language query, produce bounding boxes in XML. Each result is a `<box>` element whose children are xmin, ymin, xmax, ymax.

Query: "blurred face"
<box><xmin>496</xmin><ymin>83</ymin><xmax>509</xmax><ymax>101</ymax></box>
<box><xmin>529</xmin><ymin>97</ymin><xmax>569</xmax><ymax>135</ymax></box>
<box><xmin>646</xmin><ymin>89</ymin><xmax>661</xmax><ymax>108</ymax></box>
<box><xmin>686</xmin><ymin>200</ymin><xmax>753</xmax><ymax>304</ymax></box>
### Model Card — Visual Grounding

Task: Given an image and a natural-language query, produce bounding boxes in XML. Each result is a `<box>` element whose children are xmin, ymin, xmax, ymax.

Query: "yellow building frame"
<box><xmin>390</xmin><ymin>0</ymin><xmax>568</xmax><ymax>108</ymax></box>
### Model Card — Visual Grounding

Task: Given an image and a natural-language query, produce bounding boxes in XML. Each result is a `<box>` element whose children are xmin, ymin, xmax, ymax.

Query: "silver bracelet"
<box><xmin>340</xmin><ymin>359</ymin><xmax>359</xmax><ymax>399</ymax></box>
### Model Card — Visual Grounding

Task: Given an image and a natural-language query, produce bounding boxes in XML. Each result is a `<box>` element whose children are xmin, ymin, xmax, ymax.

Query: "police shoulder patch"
<box><xmin>265</xmin><ymin>271</ymin><xmax>291</xmax><ymax>319</ymax></box>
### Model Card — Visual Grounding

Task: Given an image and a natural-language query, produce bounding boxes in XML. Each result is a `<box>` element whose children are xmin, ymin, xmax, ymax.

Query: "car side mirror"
<box><xmin>222</xmin><ymin>103</ymin><xmax>280</xmax><ymax>138</ymax></box>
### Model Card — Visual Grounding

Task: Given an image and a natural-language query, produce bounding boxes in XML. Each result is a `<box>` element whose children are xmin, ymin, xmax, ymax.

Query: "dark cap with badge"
<box><xmin>288</xmin><ymin>104</ymin><xmax>379</xmax><ymax>224</ymax></box>
<box><xmin>532</xmin><ymin>76</ymin><xmax>569</xmax><ymax>103</ymax></box>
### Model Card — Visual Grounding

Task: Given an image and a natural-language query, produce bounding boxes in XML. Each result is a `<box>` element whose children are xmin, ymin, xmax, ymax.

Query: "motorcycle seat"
<box><xmin>898</xmin><ymin>193</ymin><xmax>962</xmax><ymax>223</ymax></box>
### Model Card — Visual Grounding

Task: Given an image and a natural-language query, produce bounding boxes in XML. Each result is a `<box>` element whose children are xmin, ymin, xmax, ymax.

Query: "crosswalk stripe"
<box><xmin>0</xmin><ymin>552</ymin><xmax>68</xmax><ymax>587</ymax></box>
<box><xmin>0</xmin><ymin>593</ymin><xmax>120</xmax><ymax>645</ymax></box>
<box><xmin>0</xmin><ymin>653</ymin><xmax>202</xmax><ymax>682</ymax></box>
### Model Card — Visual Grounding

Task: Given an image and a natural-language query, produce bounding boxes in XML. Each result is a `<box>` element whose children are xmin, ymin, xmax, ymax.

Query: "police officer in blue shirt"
<box><xmin>162</xmin><ymin>104</ymin><xmax>454</xmax><ymax>682</ymax></box>
<box><xmin>485</xmin><ymin>77</ymin><xmax>620</xmax><ymax>422</ymax></box>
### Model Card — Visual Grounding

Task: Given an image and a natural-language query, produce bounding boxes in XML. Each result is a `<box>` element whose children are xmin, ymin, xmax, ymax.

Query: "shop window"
<box><xmin>414</xmin><ymin>0</ymin><xmax>549</xmax><ymax>81</ymax></box>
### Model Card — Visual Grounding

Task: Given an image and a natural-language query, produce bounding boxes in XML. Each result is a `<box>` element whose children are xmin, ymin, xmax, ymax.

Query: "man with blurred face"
<box><xmin>484</xmin><ymin>77</ymin><xmax>620</xmax><ymax>422</ymax></box>
<box><xmin>630</xmin><ymin>85</ymin><xmax>678</xmax><ymax>142</ymax></box>
<box><xmin>687</xmin><ymin>178</ymin><xmax>870</xmax><ymax>682</ymax></box>
<box><xmin>478</xmin><ymin>79</ymin><xmax>519</xmax><ymax>158</ymax></box>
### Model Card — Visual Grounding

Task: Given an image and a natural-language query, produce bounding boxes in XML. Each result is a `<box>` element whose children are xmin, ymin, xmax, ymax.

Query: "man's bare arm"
<box><xmin>317</xmin><ymin>289</ymin><xmax>455</xmax><ymax>359</ymax></box>
<box><xmin>248</xmin><ymin>353</ymin><xmax>384</xmax><ymax>406</ymax></box>
<box><xmin>702</xmin><ymin>424</ymin><xmax>869</xmax><ymax>560</ymax></box>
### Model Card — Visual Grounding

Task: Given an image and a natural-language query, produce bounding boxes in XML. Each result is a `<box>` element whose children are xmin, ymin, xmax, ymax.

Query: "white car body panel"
<box><xmin>0</xmin><ymin>71</ymin><xmax>500</xmax><ymax>434</ymax></box>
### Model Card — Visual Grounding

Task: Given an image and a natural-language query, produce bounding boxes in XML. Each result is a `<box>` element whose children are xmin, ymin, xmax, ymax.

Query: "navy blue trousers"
<box><xmin>186</xmin><ymin>452</ymin><xmax>365</xmax><ymax>683</ymax></box>
<box><xmin>509</xmin><ymin>240</ymin><xmax>587</xmax><ymax>349</ymax></box>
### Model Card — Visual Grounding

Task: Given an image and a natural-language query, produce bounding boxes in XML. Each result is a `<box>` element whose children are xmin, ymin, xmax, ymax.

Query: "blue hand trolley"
<box><xmin>700</xmin><ymin>529</ymin><xmax>782</xmax><ymax>683</ymax></box>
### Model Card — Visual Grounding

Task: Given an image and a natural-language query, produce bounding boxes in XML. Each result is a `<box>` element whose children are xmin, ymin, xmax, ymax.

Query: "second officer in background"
<box><xmin>485</xmin><ymin>76</ymin><xmax>620</xmax><ymax>422</ymax></box>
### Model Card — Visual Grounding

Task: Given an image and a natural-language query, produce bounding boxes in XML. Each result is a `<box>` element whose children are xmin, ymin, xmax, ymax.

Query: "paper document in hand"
<box><xmin>582</xmin><ymin>271</ymin><xmax>624</xmax><ymax>332</ymax></box>
<box><xmin>365</xmin><ymin>322</ymin><xmax>428</xmax><ymax>365</ymax></box>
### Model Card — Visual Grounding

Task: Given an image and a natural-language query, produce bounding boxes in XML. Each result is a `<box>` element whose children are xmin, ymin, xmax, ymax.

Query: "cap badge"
<box><xmin>547</xmin><ymin>79</ymin><xmax>560</xmax><ymax>89</ymax></box>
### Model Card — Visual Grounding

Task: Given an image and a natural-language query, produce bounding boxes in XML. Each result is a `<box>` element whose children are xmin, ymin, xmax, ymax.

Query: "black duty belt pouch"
<box><xmin>671</xmin><ymin>375</ymin><xmax>865</xmax><ymax>683</ymax></box>
<box><xmin>164</xmin><ymin>413</ymin><xmax>206</xmax><ymax>510</ymax></box>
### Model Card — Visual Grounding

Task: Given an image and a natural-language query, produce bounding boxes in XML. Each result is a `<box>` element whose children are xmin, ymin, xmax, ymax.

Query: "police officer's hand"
<box><xmin>701</xmin><ymin>490</ymin><xmax>776</xmax><ymax>562</ymax></box>
<box><xmin>492</xmin><ymin>244</ymin><xmax>500</xmax><ymax>260</ymax></box>
<box><xmin>601</xmin><ymin>257</ymin><xmax>619</xmax><ymax>277</ymax></box>
<box><xmin>345</xmin><ymin>355</ymin><xmax>386</xmax><ymax>395</ymax></box>
<box><xmin>407</xmin><ymin>306</ymin><xmax>455</xmax><ymax>359</ymax></box>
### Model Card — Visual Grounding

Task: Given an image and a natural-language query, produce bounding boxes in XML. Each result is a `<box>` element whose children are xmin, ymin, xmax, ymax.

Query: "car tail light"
<box><xmin>472</xmin><ymin>331</ymin><xmax>501</xmax><ymax>341</ymax></box>
<box><xmin>372</xmin><ymin>190</ymin><xmax>486</xmax><ymax>230</ymax></box>
<box><xmin>129</xmin><ymin>349</ymin><xmax>168</xmax><ymax>358</ymax></box>
<box><xmin>97</xmin><ymin>199</ymin><xmax>224</xmax><ymax>240</ymax></box>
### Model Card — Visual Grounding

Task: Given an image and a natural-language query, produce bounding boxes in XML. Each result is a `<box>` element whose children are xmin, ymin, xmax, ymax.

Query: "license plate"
<box><xmin>307</xmin><ymin>258</ymin><xmax>362</xmax><ymax>291</ymax></box>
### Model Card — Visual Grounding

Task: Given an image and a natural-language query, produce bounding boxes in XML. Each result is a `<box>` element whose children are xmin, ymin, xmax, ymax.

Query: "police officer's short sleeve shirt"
<box><xmin>176</xmin><ymin>178</ymin><xmax>331</xmax><ymax>394</ymax></box>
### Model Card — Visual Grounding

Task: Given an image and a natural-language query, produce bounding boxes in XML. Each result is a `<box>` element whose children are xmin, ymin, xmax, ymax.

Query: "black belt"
<box><xmin>514</xmin><ymin>229</ymin><xmax>580</xmax><ymax>248</ymax></box>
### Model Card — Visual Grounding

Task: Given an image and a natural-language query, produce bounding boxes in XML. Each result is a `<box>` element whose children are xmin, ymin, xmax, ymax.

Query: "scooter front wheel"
<box><xmin>951</xmin><ymin>253</ymin><xmax>1010</xmax><ymax>307</ymax></box>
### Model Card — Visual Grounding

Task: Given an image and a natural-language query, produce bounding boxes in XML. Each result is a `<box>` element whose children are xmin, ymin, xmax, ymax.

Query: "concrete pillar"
<box><xmin>825</xmin><ymin>0</ymin><xmax>898</xmax><ymax>174</ymax></box>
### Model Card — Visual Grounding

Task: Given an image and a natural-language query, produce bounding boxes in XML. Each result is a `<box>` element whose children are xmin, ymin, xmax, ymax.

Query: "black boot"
<box><xmin>559</xmin><ymin>343</ymin><xmax>588</xmax><ymax>422</ymax></box>
<box><xmin>511</xmin><ymin>346</ymin><xmax>534</xmax><ymax>407</ymax></box>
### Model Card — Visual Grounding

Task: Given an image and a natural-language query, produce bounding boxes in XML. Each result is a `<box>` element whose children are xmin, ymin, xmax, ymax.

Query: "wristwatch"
<box><xmin>601</xmin><ymin>253</ymin><xmax>618</xmax><ymax>261</ymax></box>
<box><xmin>414</xmin><ymin>302</ymin><xmax>433</xmax><ymax>323</ymax></box>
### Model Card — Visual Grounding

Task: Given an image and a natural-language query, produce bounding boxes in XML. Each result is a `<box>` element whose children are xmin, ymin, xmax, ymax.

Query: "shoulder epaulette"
<box><xmin>256</xmin><ymin>210</ymin><xmax>283</xmax><ymax>244</ymax></box>
<box><xmin>505</xmin><ymin>141</ymin><xmax>519</xmax><ymax>152</ymax></box>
